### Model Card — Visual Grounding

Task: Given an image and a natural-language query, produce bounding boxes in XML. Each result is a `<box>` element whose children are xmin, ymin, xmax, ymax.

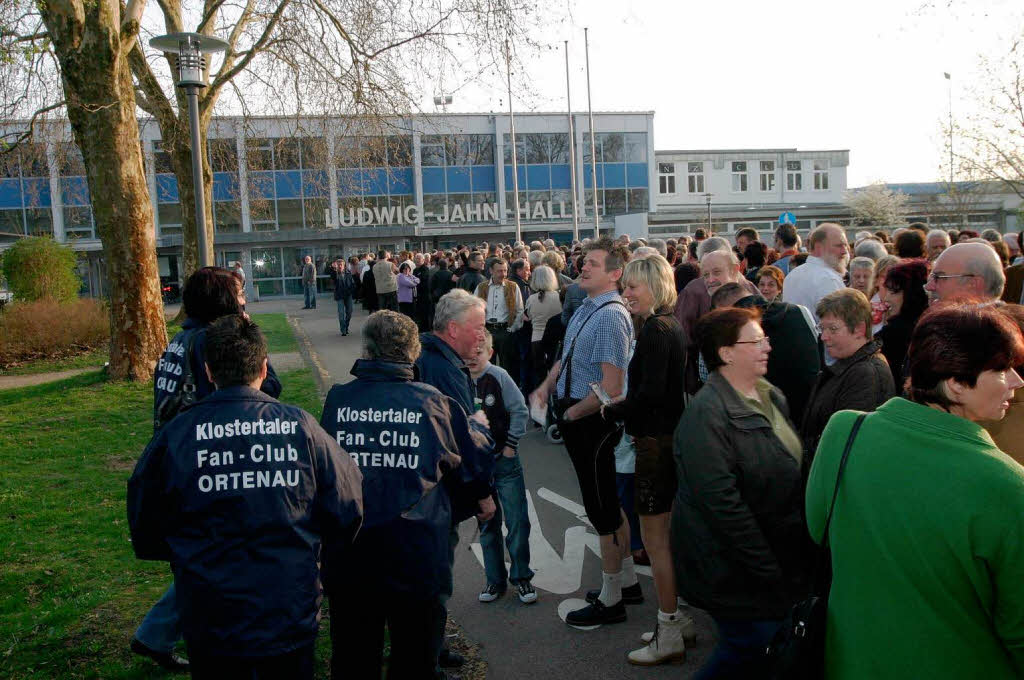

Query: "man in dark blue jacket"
<box><xmin>320</xmin><ymin>310</ymin><xmax>493</xmax><ymax>679</ymax></box>
<box><xmin>328</xmin><ymin>257</ymin><xmax>356</xmax><ymax>336</ymax></box>
<box><xmin>415</xmin><ymin>289</ymin><xmax>496</xmax><ymax>671</ymax></box>
<box><xmin>129</xmin><ymin>315</ymin><xmax>363</xmax><ymax>678</ymax></box>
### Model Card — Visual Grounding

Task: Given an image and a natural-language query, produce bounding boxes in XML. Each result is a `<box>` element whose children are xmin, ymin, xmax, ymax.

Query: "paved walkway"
<box><xmin>291</xmin><ymin>300</ymin><xmax>713</xmax><ymax>680</ymax></box>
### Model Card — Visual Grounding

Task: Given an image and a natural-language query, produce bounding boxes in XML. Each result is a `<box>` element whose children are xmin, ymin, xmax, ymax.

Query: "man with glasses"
<box><xmin>924</xmin><ymin>242</ymin><xmax>1005</xmax><ymax>305</ymax></box>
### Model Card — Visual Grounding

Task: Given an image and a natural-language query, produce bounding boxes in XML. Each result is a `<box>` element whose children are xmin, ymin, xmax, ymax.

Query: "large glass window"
<box><xmin>658</xmin><ymin>163</ymin><xmax>676</xmax><ymax>195</ymax></box>
<box><xmin>524</xmin><ymin>134</ymin><xmax>550</xmax><ymax>165</ymax></box>
<box><xmin>502</xmin><ymin>135</ymin><xmax>526</xmax><ymax>165</ymax></box>
<box><xmin>424</xmin><ymin>134</ymin><xmax>495</xmax><ymax>166</ymax></box>
<box><xmin>0</xmin><ymin>209</ymin><xmax>24</xmax><ymax>233</ymax></box>
<box><xmin>759</xmin><ymin>160</ymin><xmax>776</xmax><ymax>192</ymax></box>
<box><xmin>786</xmin><ymin>160</ymin><xmax>802</xmax><ymax>190</ymax></box>
<box><xmin>213</xmin><ymin>200</ymin><xmax>242</xmax><ymax>233</ymax></box>
<box><xmin>158</xmin><ymin>202</ymin><xmax>183</xmax><ymax>235</ymax></box>
<box><xmin>245</xmin><ymin>138</ymin><xmax>275</xmax><ymax>171</ymax></box>
<box><xmin>624</xmin><ymin>133</ymin><xmax>647</xmax><ymax>162</ymax></box>
<box><xmin>421</xmin><ymin>136</ymin><xmax>445</xmax><ymax>167</ymax></box>
<box><xmin>602</xmin><ymin>134</ymin><xmax>624</xmax><ymax>163</ymax></box>
<box><xmin>687</xmin><ymin>162</ymin><xmax>705</xmax><ymax>193</ymax></box>
<box><xmin>58</xmin><ymin>143</ymin><xmax>86</xmax><ymax>176</ymax></box>
<box><xmin>813</xmin><ymin>160</ymin><xmax>830</xmax><ymax>190</ymax></box>
<box><xmin>153</xmin><ymin>140</ymin><xmax>174</xmax><ymax>174</ymax></box>
<box><xmin>731</xmin><ymin>161</ymin><xmax>748</xmax><ymax>192</ymax></box>
<box><xmin>63</xmin><ymin>206</ymin><xmax>95</xmax><ymax>239</ymax></box>
<box><xmin>207</xmin><ymin>138</ymin><xmax>238</xmax><ymax>172</ymax></box>
<box><xmin>627</xmin><ymin>188</ymin><xmax>649</xmax><ymax>213</ymax></box>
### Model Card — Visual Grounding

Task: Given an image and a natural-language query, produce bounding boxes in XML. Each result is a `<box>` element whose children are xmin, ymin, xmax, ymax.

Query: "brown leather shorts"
<box><xmin>633</xmin><ymin>434</ymin><xmax>677</xmax><ymax>516</ymax></box>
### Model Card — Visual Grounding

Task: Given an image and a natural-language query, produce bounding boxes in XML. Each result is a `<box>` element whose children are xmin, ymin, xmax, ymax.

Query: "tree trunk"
<box><xmin>41</xmin><ymin>0</ymin><xmax>168</xmax><ymax>380</ymax></box>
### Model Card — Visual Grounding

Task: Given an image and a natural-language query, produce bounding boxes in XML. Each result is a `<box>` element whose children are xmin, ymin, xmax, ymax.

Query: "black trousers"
<box><xmin>189</xmin><ymin>643</ymin><xmax>314</xmax><ymax>680</ymax></box>
<box><xmin>487</xmin><ymin>324</ymin><xmax>517</xmax><ymax>374</ymax></box>
<box><xmin>560</xmin><ymin>412</ymin><xmax>624</xmax><ymax>535</ymax></box>
<box><xmin>329</xmin><ymin>588</ymin><xmax>445</xmax><ymax>680</ymax></box>
<box><xmin>378</xmin><ymin>291</ymin><xmax>399</xmax><ymax>311</ymax></box>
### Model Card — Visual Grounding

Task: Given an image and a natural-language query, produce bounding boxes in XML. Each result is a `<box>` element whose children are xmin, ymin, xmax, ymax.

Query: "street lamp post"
<box><xmin>704</xmin><ymin>192</ymin><xmax>712</xmax><ymax>233</ymax></box>
<box><xmin>150</xmin><ymin>32</ymin><xmax>229</xmax><ymax>269</ymax></box>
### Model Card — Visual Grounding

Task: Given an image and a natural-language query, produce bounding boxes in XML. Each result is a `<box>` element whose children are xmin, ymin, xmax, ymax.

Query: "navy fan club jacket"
<box><xmin>128</xmin><ymin>386</ymin><xmax>363</xmax><ymax>657</ymax></box>
<box><xmin>319</xmin><ymin>359</ymin><xmax>494</xmax><ymax>595</ymax></box>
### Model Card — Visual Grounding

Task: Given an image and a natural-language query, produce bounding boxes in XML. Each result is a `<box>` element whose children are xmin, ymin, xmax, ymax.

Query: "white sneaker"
<box><xmin>628</xmin><ymin>620</ymin><xmax>686</xmax><ymax>666</ymax></box>
<box><xmin>640</xmin><ymin>611</ymin><xmax>697</xmax><ymax>645</ymax></box>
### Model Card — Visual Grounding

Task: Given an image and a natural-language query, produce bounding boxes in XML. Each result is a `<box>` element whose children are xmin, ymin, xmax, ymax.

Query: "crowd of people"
<box><xmin>126</xmin><ymin>221</ymin><xmax>1024</xmax><ymax>679</ymax></box>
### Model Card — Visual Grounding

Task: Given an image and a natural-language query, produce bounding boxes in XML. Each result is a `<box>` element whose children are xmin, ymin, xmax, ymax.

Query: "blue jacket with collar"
<box><xmin>319</xmin><ymin>359</ymin><xmax>493</xmax><ymax>594</ymax></box>
<box><xmin>414</xmin><ymin>333</ymin><xmax>496</xmax><ymax>518</ymax></box>
<box><xmin>128</xmin><ymin>386</ymin><xmax>363</xmax><ymax>658</ymax></box>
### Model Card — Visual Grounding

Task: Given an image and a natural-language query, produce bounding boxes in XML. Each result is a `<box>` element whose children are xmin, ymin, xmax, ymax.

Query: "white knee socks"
<box><xmin>597</xmin><ymin>570</ymin><xmax>622</xmax><ymax>606</ymax></box>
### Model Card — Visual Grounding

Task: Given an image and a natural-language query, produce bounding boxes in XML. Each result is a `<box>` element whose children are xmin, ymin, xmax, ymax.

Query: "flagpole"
<box><xmin>506</xmin><ymin>39</ymin><xmax>522</xmax><ymax>244</ymax></box>
<box><xmin>584</xmin><ymin>27</ymin><xmax>599</xmax><ymax>239</ymax></box>
<box><xmin>945</xmin><ymin>71</ymin><xmax>953</xmax><ymax>186</ymax></box>
<box><xmin>565</xmin><ymin>41</ymin><xmax>579</xmax><ymax>242</ymax></box>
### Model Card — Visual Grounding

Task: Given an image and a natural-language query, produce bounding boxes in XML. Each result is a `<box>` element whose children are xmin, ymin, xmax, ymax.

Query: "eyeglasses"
<box><xmin>927</xmin><ymin>272</ymin><xmax>977</xmax><ymax>283</ymax></box>
<box><xmin>815</xmin><ymin>323</ymin><xmax>845</xmax><ymax>335</ymax></box>
<box><xmin>734</xmin><ymin>336</ymin><xmax>769</xmax><ymax>347</ymax></box>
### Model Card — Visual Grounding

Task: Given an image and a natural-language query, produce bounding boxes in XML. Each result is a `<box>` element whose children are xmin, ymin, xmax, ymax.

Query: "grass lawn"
<box><xmin>0</xmin><ymin>356</ymin><xmax>339</xmax><ymax>678</ymax></box>
<box><xmin>1</xmin><ymin>313</ymin><xmax>296</xmax><ymax>377</ymax></box>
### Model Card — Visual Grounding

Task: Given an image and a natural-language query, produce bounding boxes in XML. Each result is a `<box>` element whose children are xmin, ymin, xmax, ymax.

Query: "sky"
<box><xmin>438</xmin><ymin>0</ymin><xmax>1024</xmax><ymax>188</ymax></box>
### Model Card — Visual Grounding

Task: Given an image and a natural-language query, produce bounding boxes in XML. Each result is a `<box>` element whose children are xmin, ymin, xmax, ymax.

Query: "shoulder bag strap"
<box><xmin>557</xmin><ymin>299</ymin><xmax>625</xmax><ymax>398</ymax></box>
<box><xmin>820</xmin><ymin>413</ymin><xmax>866</xmax><ymax>549</ymax></box>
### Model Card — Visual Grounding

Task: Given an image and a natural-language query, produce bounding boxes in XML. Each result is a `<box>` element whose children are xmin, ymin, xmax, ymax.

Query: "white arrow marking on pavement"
<box><xmin>470</xmin><ymin>487</ymin><xmax>651</xmax><ymax>594</ymax></box>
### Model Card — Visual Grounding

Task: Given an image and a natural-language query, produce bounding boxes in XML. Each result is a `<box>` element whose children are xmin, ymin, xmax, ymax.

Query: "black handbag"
<box><xmin>765</xmin><ymin>413</ymin><xmax>866</xmax><ymax>680</ymax></box>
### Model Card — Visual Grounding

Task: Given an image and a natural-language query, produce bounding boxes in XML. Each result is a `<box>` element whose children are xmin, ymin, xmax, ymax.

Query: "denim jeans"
<box><xmin>478</xmin><ymin>454</ymin><xmax>534</xmax><ymax>586</ymax></box>
<box><xmin>336</xmin><ymin>297</ymin><xmax>353</xmax><ymax>333</ymax></box>
<box><xmin>694</xmin><ymin>618</ymin><xmax>782</xmax><ymax>680</ymax></box>
<box><xmin>303</xmin><ymin>283</ymin><xmax>317</xmax><ymax>308</ymax></box>
<box><xmin>134</xmin><ymin>581</ymin><xmax>182</xmax><ymax>653</ymax></box>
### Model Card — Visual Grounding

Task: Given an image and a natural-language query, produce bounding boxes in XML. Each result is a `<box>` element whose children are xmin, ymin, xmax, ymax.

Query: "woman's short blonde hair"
<box><xmin>621</xmin><ymin>254</ymin><xmax>677</xmax><ymax>313</ymax></box>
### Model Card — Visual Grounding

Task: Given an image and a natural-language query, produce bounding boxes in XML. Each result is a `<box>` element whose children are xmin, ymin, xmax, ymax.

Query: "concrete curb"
<box><xmin>288</xmin><ymin>315</ymin><xmax>331</xmax><ymax>399</ymax></box>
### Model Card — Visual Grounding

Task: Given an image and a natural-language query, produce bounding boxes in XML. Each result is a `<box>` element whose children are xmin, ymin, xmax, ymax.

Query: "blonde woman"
<box><xmin>524</xmin><ymin>265</ymin><xmax>563</xmax><ymax>389</ymax></box>
<box><xmin>600</xmin><ymin>254</ymin><xmax>697</xmax><ymax>665</ymax></box>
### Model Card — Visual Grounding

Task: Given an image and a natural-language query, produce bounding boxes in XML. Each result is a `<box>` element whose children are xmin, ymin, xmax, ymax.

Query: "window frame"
<box><xmin>759</xmin><ymin>160</ymin><xmax>776</xmax><ymax>192</ymax></box>
<box><xmin>730</xmin><ymin>161</ymin><xmax>748</xmax><ymax>193</ymax></box>
<box><xmin>658</xmin><ymin>162</ymin><xmax>676</xmax><ymax>195</ymax></box>
<box><xmin>687</xmin><ymin>161</ymin><xmax>705</xmax><ymax>194</ymax></box>
<box><xmin>786</xmin><ymin>160</ymin><xmax>803</xmax><ymax>191</ymax></box>
<box><xmin>813</xmin><ymin>160</ymin><xmax>830</xmax><ymax>191</ymax></box>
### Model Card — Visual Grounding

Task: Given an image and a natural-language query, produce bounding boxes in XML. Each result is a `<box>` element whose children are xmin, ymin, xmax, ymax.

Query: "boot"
<box><xmin>628</xmin><ymin>619</ymin><xmax>686</xmax><ymax>666</ymax></box>
<box><xmin>640</xmin><ymin>610</ymin><xmax>697</xmax><ymax>646</ymax></box>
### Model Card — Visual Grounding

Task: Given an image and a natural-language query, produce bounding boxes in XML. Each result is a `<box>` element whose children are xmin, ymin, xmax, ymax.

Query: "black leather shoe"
<box><xmin>439</xmin><ymin>648</ymin><xmax>465</xmax><ymax>668</ymax></box>
<box><xmin>130</xmin><ymin>637</ymin><xmax>189</xmax><ymax>672</ymax></box>
<box><xmin>585</xmin><ymin>582</ymin><xmax>643</xmax><ymax>605</ymax></box>
<box><xmin>566</xmin><ymin>599</ymin><xmax>627</xmax><ymax>626</ymax></box>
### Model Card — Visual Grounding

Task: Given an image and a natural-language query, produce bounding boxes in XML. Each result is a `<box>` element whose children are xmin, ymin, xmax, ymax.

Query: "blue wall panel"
<box><xmin>526</xmin><ymin>165</ymin><xmax>551</xmax><ymax>190</ymax></box>
<box><xmin>422</xmin><ymin>167</ymin><xmax>445</xmax><ymax>194</ymax></box>
<box><xmin>61</xmin><ymin>177</ymin><xmax>90</xmax><ymax>206</ymax></box>
<box><xmin>603</xmin><ymin>163</ymin><xmax>626</xmax><ymax>189</ymax></box>
<box><xmin>213</xmin><ymin>172</ymin><xmax>240</xmax><ymax>201</ymax></box>
<box><xmin>471</xmin><ymin>166</ymin><xmax>496</xmax><ymax>192</ymax></box>
<box><xmin>503</xmin><ymin>165</ymin><xmax>527</xmax><ymax>189</ymax></box>
<box><xmin>365</xmin><ymin>169</ymin><xmax>388</xmax><ymax>196</ymax></box>
<box><xmin>0</xmin><ymin>179</ymin><xmax>22</xmax><ymax>208</ymax></box>
<box><xmin>248</xmin><ymin>171</ymin><xmax>275</xmax><ymax>199</ymax></box>
<box><xmin>301</xmin><ymin>170</ymin><xmax>329</xmax><ymax>198</ymax></box>
<box><xmin>156</xmin><ymin>174</ymin><xmax>179</xmax><ymax>203</ymax></box>
<box><xmin>626</xmin><ymin>163</ymin><xmax>649</xmax><ymax>187</ymax></box>
<box><xmin>446</xmin><ymin>167</ymin><xmax>472</xmax><ymax>193</ymax></box>
<box><xmin>581</xmin><ymin>164</ymin><xmax>604</xmax><ymax>189</ymax></box>
<box><xmin>337</xmin><ymin>169</ymin><xmax>359</xmax><ymax>197</ymax></box>
<box><xmin>388</xmin><ymin>168</ymin><xmax>414</xmax><ymax>195</ymax></box>
<box><xmin>22</xmin><ymin>178</ymin><xmax>50</xmax><ymax>207</ymax></box>
<box><xmin>550</xmin><ymin>164</ymin><xmax>572</xmax><ymax>190</ymax></box>
<box><xmin>275</xmin><ymin>170</ymin><xmax>302</xmax><ymax>199</ymax></box>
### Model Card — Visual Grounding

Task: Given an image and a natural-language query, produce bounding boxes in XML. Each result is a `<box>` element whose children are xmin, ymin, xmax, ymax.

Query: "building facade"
<box><xmin>0</xmin><ymin>111</ymin><xmax>655</xmax><ymax>297</ymax></box>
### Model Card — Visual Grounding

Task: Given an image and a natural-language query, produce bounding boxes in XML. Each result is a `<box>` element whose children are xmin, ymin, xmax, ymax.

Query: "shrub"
<box><xmin>0</xmin><ymin>298</ymin><xmax>109</xmax><ymax>367</ymax></box>
<box><xmin>1</xmin><ymin>236</ymin><xmax>81</xmax><ymax>303</ymax></box>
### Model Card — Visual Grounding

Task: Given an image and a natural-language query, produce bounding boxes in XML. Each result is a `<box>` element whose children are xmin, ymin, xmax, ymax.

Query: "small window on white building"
<box><xmin>658</xmin><ymin>163</ymin><xmax>676</xmax><ymax>195</ymax></box>
<box><xmin>786</xmin><ymin>161</ymin><xmax>802</xmax><ymax>190</ymax></box>
<box><xmin>759</xmin><ymin>161</ymin><xmax>775</xmax><ymax>191</ymax></box>
<box><xmin>687</xmin><ymin>162</ymin><xmax>705</xmax><ymax>193</ymax></box>
<box><xmin>731</xmin><ymin>161</ymin><xmax>748</xmax><ymax>192</ymax></box>
<box><xmin>813</xmin><ymin>160</ymin><xmax>830</xmax><ymax>190</ymax></box>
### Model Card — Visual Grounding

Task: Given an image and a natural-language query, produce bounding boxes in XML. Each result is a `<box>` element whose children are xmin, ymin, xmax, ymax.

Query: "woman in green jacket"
<box><xmin>807</xmin><ymin>304</ymin><xmax>1024</xmax><ymax>679</ymax></box>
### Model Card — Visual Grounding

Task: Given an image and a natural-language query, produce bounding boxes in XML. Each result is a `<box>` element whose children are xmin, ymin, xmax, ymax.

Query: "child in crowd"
<box><xmin>466</xmin><ymin>331</ymin><xmax>537</xmax><ymax>604</ymax></box>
